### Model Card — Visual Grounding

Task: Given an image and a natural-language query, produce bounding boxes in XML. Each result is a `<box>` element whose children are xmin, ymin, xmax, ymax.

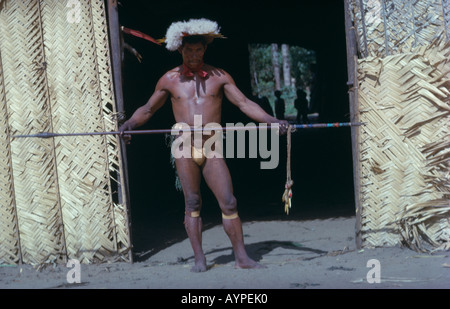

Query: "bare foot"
<box><xmin>234</xmin><ymin>258</ymin><xmax>266</xmax><ymax>269</ymax></box>
<box><xmin>191</xmin><ymin>257</ymin><xmax>207</xmax><ymax>273</ymax></box>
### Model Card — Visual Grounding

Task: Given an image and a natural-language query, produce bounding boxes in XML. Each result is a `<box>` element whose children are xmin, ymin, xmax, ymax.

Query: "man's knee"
<box><xmin>185</xmin><ymin>194</ymin><xmax>202</xmax><ymax>215</ymax></box>
<box><xmin>220</xmin><ymin>195</ymin><xmax>237</xmax><ymax>216</ymax></box>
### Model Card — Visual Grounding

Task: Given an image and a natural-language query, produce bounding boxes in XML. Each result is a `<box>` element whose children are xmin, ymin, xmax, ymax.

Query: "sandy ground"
<box><xmin>1</xmin><ymin>216</ymin><xmax>449</xmax><ymax>291</ymax></box>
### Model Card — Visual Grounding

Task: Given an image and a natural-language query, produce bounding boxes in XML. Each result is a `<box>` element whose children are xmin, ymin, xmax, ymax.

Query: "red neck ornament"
<box><xmin>182</xmin><ymin>62</ymin><xmax>208</xmax><ymax>78</ymax></box>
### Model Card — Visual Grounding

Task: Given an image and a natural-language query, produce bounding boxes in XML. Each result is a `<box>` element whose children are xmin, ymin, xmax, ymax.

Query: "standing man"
<box><xmin>274</xmin><ymin>90</ymin><xmax>285</xmax><ymax>120</ymax></box>
<box><xmin>120</xmin><ymin>19</ymin><xmax>288</xmax><ymax>272</ymax></box>
<box><xmin>294</xmin><ymin>89</ymin><xmax>310</xmax><ymax>124</ymax></box>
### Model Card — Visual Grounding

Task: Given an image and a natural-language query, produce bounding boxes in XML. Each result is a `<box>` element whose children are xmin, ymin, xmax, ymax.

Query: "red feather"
<box><xmin>122</xmin><ymin>27</ymin><xmax>161</xmax><ymax>46</ymax></box>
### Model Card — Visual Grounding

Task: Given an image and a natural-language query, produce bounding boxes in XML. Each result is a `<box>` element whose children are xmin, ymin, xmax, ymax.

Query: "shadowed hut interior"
<box><xmin>117</xmin><ymin>0</ymin><xmax>355</xmax><ymax>259</ymax></box>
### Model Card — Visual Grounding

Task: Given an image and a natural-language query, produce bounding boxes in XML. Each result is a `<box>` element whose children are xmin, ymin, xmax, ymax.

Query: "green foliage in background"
<box><xmin>249</xmin><ymin>44</ymin><xmax>316</xmax><ymax>117</ymax></box>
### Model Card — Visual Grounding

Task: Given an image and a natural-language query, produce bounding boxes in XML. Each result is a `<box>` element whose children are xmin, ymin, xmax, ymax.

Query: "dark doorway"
<box><xmin>116</xmin><ymin>0</ymin><xmax>354</xmax><ymax>260</ymax></box>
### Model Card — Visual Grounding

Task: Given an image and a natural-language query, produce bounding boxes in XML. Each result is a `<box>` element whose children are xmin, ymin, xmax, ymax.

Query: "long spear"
<box><xmin>11</xmin><ymin>122</ymin><xmax>364</xmax><ymax>139</ymax></box>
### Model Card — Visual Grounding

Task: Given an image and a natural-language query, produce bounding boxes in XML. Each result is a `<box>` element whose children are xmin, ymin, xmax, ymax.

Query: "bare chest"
<box><xmin>170</xmin><ymin>77</ymin><xmax>223</xmax><ymax>105</ymax></box>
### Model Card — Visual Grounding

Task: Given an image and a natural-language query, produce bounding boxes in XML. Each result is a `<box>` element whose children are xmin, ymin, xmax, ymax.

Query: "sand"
<box><xmin>1</xmin><ymin>216</ymin><xmax>449</xmax><ymax>291</ymax></box>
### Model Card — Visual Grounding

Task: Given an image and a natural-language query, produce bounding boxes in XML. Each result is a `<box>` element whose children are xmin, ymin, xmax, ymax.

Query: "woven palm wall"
<box><xmin>0</xmin><ymin>0</ymin><xmax>131</xmax><ymax>265</ymax></box>
<box><xmin>347</xmin><ymin>0</ymin><xmax>449</xmax><ymax>251</ymax></box>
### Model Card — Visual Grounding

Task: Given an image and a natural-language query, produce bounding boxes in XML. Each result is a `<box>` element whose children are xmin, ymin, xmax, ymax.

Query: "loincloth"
<box><xmin>165</xmin><ymin>135</ymin><xmax>208</xmax><ymax>190</ymax></box>
<box><xmin>191</xmin><ymin>144</ymin><xmax>206</xmax><ymax>166</ymax></box>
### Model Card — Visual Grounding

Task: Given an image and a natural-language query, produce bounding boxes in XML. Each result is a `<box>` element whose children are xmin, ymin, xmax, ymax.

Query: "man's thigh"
<box><xmin>202</xmin><ymin>157</ymin><xmax>235</xmax><ymax>205</ymax></box>
<box><xmin>175</xmin><ymin>157</ymin><xmax>202</xmax><ymax>198</ymax></box>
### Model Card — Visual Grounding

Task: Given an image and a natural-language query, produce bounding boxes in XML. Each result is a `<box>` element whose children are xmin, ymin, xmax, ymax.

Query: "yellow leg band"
<box><xmin>186</xmin><ymin>211</ymin><xmax>201</xmax><ymax>218</ymax></box>
<box><xmin>222</xmin><ymin>212</ymin><xmax>239</xmax><ymax>220</ymax></box>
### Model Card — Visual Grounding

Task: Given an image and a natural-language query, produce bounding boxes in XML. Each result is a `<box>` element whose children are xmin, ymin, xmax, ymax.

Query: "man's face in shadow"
<box><xmin>179</xmin><ymin>42</ymin><xmax>206</xmax><ymax>70</ymax></box>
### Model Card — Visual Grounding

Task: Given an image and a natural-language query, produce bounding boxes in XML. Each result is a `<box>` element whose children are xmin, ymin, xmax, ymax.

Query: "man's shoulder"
<box><xmin>158</xmin><ymin>67</ymin><xmax>182</xmax><ymax>84</ymax></box>
<box><xmin>164</xmin><ymin>66</ymin><xmax>182</xmax><ymax>78</ymax></box>
<box><xmin>204</xmin><ymin>64</ymin><xmax>230</xmax><ymax>80</ymax></box>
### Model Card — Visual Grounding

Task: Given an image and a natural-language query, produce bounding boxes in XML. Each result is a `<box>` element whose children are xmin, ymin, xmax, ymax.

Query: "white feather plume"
<box><xmin>164</xmin><ymin>18</ymin><xmax>222</xmax><ymax>51</ymax></box>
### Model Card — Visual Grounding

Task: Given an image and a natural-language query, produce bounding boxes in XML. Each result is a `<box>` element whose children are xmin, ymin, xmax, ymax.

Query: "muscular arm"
<box><xmin>122</xmin><ymin>77</ymin><xmax>170</xmax><ymax>130</ymax></box>
<box><xmin>223</xmin><ymin>74</ymin><xmax>280</xmax><ymax>124</ymax></box>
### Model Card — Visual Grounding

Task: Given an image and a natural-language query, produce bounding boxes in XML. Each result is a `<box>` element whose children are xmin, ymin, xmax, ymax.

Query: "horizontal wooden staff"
<box><xmin>11</xmin><ymin>122</ymin><xmax>365</xmax><ymax>139</ymax></box>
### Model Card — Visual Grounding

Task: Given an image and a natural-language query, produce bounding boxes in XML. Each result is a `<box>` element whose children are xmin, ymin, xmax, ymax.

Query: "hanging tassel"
<box><xmin>282</xmin><ymin>125</ymin><xmax>294</xmax><ymax>214</ymax></box>
<box><xmin>282</xmin><ymin>179</ymin><xmax>293</xmax><ymax>214</ymax></box>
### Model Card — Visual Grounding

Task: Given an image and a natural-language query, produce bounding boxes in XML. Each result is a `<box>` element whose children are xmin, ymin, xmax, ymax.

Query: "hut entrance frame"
<box><xmin>0</xmin><ymin>0</ymin><xmax>448</xmax><ymax>265</ymax></box>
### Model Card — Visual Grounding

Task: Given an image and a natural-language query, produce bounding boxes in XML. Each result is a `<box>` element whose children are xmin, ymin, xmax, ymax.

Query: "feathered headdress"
<box><xmin>159</xmin><ymin>18</ymin><xmax>225</xmax><ymax>51</ymax></box>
